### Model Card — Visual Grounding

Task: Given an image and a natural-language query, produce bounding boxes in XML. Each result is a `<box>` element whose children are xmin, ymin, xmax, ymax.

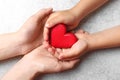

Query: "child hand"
<box><xmin>54</xmin><ymin>30</ymin><xmax>91</xmax><ymax>60</ymax></box>
<box><xmin>43</xmin><ymin>9</ymin><xmax>81</xmax><ymax>42</ymax></box>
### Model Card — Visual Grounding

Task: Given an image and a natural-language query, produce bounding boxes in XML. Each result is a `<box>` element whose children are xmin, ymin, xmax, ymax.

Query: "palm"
<box><xmin>27</xmin><ymin>45</ymin><xmax>79</xmax><ymax>73</ymax></box>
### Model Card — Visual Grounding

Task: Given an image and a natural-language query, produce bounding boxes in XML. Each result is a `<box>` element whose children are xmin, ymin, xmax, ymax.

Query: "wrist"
<box><xmin>82</xmin><ymin>33</ymin><xmax>98</xmax><ymax>52</ymax></box>
<box><xmin>70</xmin><ymin>0</ymin><xmax>109</xmax><ymax>23</ymax></box>
<box><xmin>2</xmin><ymin>57</ymin><xmax>38</xmax><ymax>80</ymax></box>
<box><xmin>85</xmin><ymin>33</ymin><xmax>103</xmax><ymax>51</ymax></box>
<box><xmin>15</xmin><ymin>31</ymin><xmax>34</xmax><ymax>56</ymax></box>
<box><xmin>10</xmin><ymin>32</ymin><xmax>27</xmax><ymax>56</ymax></box>
<box><xmin>69</xmin><ymin>8</ymin><xmax>82</xmax><ymax>22</ymax></box>
<box><xmin>22</xmin><ymin>54</ymin><xmax>45</xmax><ymax>74</ymax></box>
<box><xmin>70</xmin><ymin>5</ymin><xmax>86</xmax><ymax>22</ymax></box>
<box><xmin>0</xmin><ymin>32</ymin><xmax>25</xmax><ymax>60</ymax></box>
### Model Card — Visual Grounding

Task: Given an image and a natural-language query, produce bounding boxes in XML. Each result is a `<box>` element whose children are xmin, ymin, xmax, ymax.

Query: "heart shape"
<box><xmin>50</xmin><ymin>24</ymin><xmax>78</xmax><ymax>48</ymax></box>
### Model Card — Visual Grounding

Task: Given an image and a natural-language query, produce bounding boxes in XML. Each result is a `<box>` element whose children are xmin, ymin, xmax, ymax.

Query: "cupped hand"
<box><xmin>1</xmin><ymin>45</ymin><xmax>80</xmax><ymax>80</ymax></box>
<box><xmin>43</xmin><ymin>9</ymin><xmax>81</xmax><ymax>43</ymax></box>
<box><xmin>17</xmin><ymin>8</ymin><xmax>52</xmax><ymax>55</ymax></box>
<box><xmin>53</xmin><ymin>29</ymin><xmax>90</xmax><ymax>60</ymax></box>
<box><xmin>23</xmin><ymin>45</ymin><xmax>80</xmax><ymax>73</ymax></box>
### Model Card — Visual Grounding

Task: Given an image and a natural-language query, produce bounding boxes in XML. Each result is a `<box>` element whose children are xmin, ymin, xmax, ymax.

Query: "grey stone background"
<box><xmin>0</xmin><ymin>0</ymin><xmax>120</xmax><ymax>80</ymax></box>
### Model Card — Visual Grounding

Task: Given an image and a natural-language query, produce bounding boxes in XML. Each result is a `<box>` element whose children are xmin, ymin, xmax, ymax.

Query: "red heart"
<box><xmin>50</xmin><ymin>24</ymin><xmax>78</xmax><ymax>48</ymax></box>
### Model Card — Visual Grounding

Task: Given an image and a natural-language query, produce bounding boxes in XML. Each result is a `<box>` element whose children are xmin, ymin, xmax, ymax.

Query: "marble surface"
<box><xmin>0</xmin><ymin>0</ymin><xmax>120</xmax><ymax>80</ymax></box>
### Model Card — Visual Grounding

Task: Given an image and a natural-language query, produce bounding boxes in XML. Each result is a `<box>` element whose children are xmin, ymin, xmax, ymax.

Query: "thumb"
<box><xmin>33</xmin><ymin>8</ymin><xmax>53</xmax><ymax>21</ymax></box>
<box><xmin>45</xmin><ymin>16</ymin><xmax>64</xmax><ymax>28</ymax></box>
<box><xmin>61</xmin><ymin>59</ymin><xmax>80</xmax><ymax>71</ymax></box>
<box><xmin>59</xmin><ymin>40</ymin><xmax>87</xmax><ymax>60</ymax></box>
<box><xmin>43</xmin><ymin>15</ymin><xmax>65</xmax><ymax>41</ymax></box>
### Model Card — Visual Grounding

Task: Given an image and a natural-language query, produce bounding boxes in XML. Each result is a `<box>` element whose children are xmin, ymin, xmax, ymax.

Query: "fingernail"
<box><xmin>45</xmin><ymin>24</ymin><xmax>50</xmax><ymax>28</ymax></box>
<box><xmin>59</xmin><ymin>55</ymin><xmax>63</xmax><ymax>59</ymax></box>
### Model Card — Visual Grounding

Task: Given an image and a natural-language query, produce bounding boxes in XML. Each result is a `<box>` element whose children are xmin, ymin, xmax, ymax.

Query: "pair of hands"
<box><xmin>11</xmin><ymin>8</ymin><xmax>85</xmax><ymax>74</ymax></box>
<box><xmin>16</xmin><ymin>8</ymin><xmax>90</xmax><ymax>75</ymax></box>
<box><xmin>2</xmin><ymin>8</ymin><xmax>90</xmax><ymax>76</ymax></box>
<box><xmin>43</xmin><ymin>9</ymin><xmax>90</xmax><ymax>60</ymax></box>
<box><xmin>2</xmin><ymin>0</ymin><xmax>110</xmax><ymax>79</ymax></box>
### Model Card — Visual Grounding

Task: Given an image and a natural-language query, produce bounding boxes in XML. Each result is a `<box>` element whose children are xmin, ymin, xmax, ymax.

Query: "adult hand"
<box><xmin>2</xmin><ymin>45</ymin><xmax>79</xmax><ymax>80</ymax></box>
<box><xmin>17</xmin><ymin>8</ymin><xmax>53</xmax><ymax>55</ymax></box>
<box><xmin>0</xmin><ymin>8</ymin><xmax>52</xmax><ymax>60</ymax></box>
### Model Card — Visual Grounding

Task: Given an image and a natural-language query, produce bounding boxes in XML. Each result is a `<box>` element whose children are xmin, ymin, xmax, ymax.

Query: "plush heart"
<box><xmin>50</xmin><ymin>24</ymin><xmax>78</xmax><ymax>48</ymax></box>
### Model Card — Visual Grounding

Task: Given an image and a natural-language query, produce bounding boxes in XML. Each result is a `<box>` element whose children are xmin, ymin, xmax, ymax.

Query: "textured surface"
<box><xmin>0</xmin><ymin>0</ymin><xmax>120</xmax><ymax>80</ymax></box>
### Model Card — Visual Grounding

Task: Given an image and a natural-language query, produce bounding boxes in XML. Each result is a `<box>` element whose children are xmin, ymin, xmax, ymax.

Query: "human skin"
<box><xmin>1</xmin><ymin>45</ymin><xmax>79</xmax><ymax>80</ymax></box>
<box><xmin>55</xmin><ymin>26</ymin><xmax>120</xmax><ymax>60</ymax></box>
<box><xmin>0</xmin><ymin>8</ymin><xmax>52</xmax><ymax>60</ymax></box>
<box><xmin>2</xmin><ymin>26</ymin><xmax>120</xmax><ymax>79</ymax></box>
<box><xmin>43</xmin><ymin>0</ymin><xmax>108</xmax><ymax>43</ymax></box>
<box><xmin>0</xmin><ymin>8</ymin><xmax>79</xmax><ymax>80</ymax></box>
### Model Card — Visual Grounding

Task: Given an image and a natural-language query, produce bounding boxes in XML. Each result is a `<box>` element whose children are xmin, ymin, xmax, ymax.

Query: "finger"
<box><xmin>44</xmin><ymin>16</ymin><xmax>64</xmax><ymax>41</ymax></box>
<box><xmin>53</xmin><ymin>48</ymin><xmax>62</xmax><ymax>59</ymax></box>
<box><xmin>76</xmin><ymin>29</ymin><xmax>89</xmax><ymax>35</ymax></box>
<box><xmin>75</xmin><ymin>30</ymin><xmax>84</xmax><ymax>38</ymax></box>
<box><xmin>43</xmin><ymin>27</ymin><xmax>49</xmax><ymax>41</ymax></box>
<box><xmin>59</xmin><ymin>54</ymin><xmax>80</xmax><ymax>61</ymax></box>
<box><xmin>45</xmin><ymin>16</ymin><xmax>64</xmax><ymax>28</ymax></box>
<box><xmin>33</xmin><ymin>8</ymin><xmax>53</xmax><ymax>21</ymax></box>
<box><xmin>59</xmin><ymin>40</ymin><xmax>87</xmax><ymax>60</ymax></box>
<box><xmin>52</xmin><ymin>46</ymin><xmax>55</xmax><ymax>50</ymax></box>
<box><xmin>53</xmin><ymin>51</ymin><xmax>60</xmax><ymax>59</ymax></box>
<box><xmin>51</xmin><ymin>46</ymin><xmax>56</xmax><ymax>54</ymax></box>
<box><xmin>56</xmin><ymin>48</ymin><xmax>62</xmax><ymax>53</ymax></box>
<box><xmin>48</xmin><ymin>47</ymin><xmax>53</xmax><ymax>53</ymax></box>
<box><xmin>35</xmin><ymin>8</ymin><xmax>53</xmax><ymax>18</ymax></box>
<box><xmin>43</xmin><ymin>41</ymin><xmax>50</xmax><ymax>48</ymax></box>
<box><xmin>61</xmin><ymin>59</ymin><xmax>80</xmax><ymax>71</ymax></box>
<box><xmin>78</xmin><ymin>29</ymin><xmax>84</xmax><ymax>33</ymax></box>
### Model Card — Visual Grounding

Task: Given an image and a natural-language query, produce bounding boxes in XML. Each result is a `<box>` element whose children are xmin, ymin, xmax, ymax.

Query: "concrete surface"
<box><xmin>0</xmin><ymin>0</ymin><xmax>120</xmax><ymax>80</ymax></box>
